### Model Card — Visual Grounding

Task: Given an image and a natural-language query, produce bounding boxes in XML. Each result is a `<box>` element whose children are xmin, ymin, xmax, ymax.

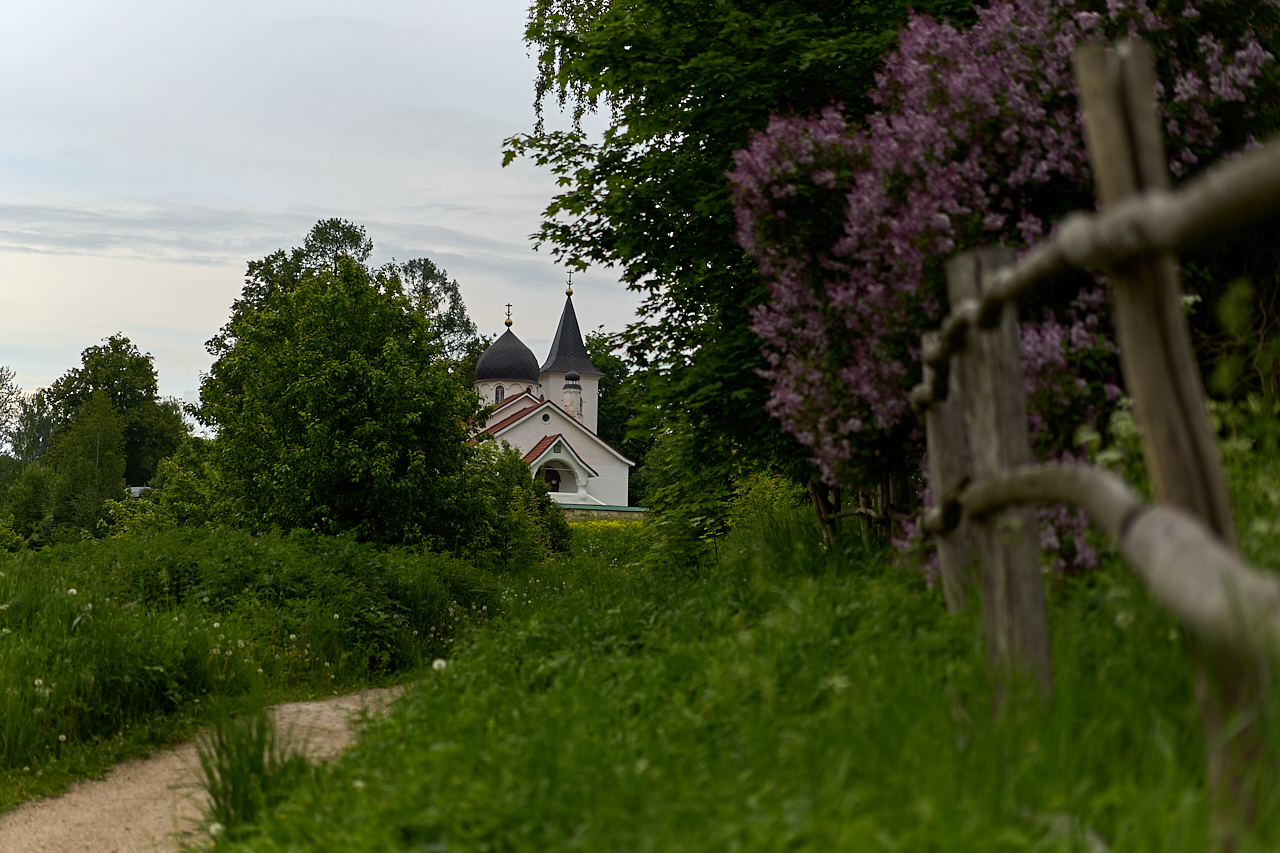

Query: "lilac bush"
<box><xmin>730</xmin><ymin>0</ymin><xmax>1273</xmax><ymax>567</ymax></box>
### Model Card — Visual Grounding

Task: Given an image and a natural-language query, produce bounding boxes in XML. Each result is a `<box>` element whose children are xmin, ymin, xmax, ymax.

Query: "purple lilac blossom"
<box><xmin>730</xmin><ymin>0</ymin><xmax>1271</xmax><ymax>567</ymax></box>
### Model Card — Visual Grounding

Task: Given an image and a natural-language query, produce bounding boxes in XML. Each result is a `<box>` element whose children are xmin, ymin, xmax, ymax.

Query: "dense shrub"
<box><xmin>0</xmin><ymin>528</ymin><xmax>495</xmax><ymax>780</ymax></box>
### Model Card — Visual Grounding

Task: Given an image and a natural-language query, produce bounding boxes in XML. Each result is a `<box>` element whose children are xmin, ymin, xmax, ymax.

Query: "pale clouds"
<box><xmin>0</xmin><ymin>0</ymin><xmax>637</xmax><ymax>398</ymax></box>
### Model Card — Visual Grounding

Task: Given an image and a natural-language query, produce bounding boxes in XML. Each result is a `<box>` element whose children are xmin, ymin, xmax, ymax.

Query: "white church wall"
<box><xmin>497</xmin><ymin>406</ymin><xmax>629</xmax><ymax>506</ymax></box>
<box><xmin>538</xmin><ymin>371</ymin><xmax>600</xmax><ymax>434</ymax></box>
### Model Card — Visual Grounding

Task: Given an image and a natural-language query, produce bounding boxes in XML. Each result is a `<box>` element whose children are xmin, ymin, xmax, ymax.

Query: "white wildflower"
<box><xmin>432</xmin><ymin>659</ymin><xmax>447</xmax><ymax>671</ymax></box>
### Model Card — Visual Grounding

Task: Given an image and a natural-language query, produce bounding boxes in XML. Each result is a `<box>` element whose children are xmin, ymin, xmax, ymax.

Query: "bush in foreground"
<box><xmin>0</xmin><ymin>527</ymin><xmax>495</xmax><ymax>793</ymax></box>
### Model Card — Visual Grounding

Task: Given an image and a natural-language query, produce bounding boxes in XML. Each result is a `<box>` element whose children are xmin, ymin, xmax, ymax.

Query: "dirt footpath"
<box><xmin>0</xmin><ymin>687</ymin><xmax>402</xmax><ymax>853</ymax></box>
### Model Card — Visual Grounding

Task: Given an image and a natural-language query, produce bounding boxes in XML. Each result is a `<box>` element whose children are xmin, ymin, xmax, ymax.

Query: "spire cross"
<box><xmin>504</xmin><ymin>303</ymin><xmax>513</xmax><ymax>327</ymax></box>
<box><xmin>566</xmin><ymin>270</ymin><xmax>574</xmax><ymax>297</ymax></box>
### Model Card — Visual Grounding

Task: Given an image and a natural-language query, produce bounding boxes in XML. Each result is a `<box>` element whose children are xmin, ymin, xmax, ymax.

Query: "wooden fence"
<box><xmin>911</xmin><ymin>39</ymin><xmax>1280</xmax><ymax>843</ymax></box>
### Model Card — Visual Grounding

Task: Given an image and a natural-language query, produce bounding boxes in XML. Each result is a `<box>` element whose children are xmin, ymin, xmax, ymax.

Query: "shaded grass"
<box><xmin>207</xmin><ymin>510</ymin><xmax>1275</xmax><ymax>852</ymax></box>
<box><xmin>0</xmin><ymin>527</ymin><xmax>497</xmax><ymax>808</ymax></box>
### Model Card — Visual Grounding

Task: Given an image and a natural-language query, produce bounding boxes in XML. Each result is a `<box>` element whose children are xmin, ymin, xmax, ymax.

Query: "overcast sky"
<box><xmin>0</xmin><ymin>0</ymin><xmax>639</xmax><ymax>403</ymax></box>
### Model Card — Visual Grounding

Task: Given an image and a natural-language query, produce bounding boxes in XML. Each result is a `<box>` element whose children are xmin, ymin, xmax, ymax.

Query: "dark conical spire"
<box><xmin>540</xmin><ymin>294</ymin><xmax>601</xmax><ymax>375</ymax></box>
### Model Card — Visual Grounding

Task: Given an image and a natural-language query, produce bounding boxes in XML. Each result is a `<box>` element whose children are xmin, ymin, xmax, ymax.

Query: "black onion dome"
<box><xmin>475</xmin><ymin>329</ymin><xmax>540</xmax><ymax>383</ymax></box>
<box><xmin>565</xmin><ymin>371</ymin><xmax>580</xmax><ymax>381</ymax></box>
<box><xmin>540</xmin><ymin>295</ymin><xmax>601</xmax><ymax>375</ymax></box>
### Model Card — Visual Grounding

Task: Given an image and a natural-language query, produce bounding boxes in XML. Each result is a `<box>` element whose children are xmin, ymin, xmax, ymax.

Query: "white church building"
<box><xmin>472</xmin><ymin>287</ymin><xmax>633</xmax><ymax>507</ymax></box>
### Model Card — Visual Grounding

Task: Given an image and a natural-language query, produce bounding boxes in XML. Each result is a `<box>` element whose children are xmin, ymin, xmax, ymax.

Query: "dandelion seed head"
<box><xmin>432</xmin><ymin>659</ymin><xmax>447</xmax><ymax>671</ymax></box>
<box><xmin>67</xmin><ymin>589</ymin><xmax>76</xmax><ymax>596</ymax></box>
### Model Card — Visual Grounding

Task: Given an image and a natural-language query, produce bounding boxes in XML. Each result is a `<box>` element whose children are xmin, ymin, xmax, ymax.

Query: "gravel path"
<box><xmin>0</xmin><ymin>687</ymin><xmax>402</xmax><ymax>853</ymax></box>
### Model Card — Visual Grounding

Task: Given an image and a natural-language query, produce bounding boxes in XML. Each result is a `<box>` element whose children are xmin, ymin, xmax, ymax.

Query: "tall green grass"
<box><xmin>206</xmin><ymin>510</ymin><xmax>1277</xmax><ymax>852</ymax></box>
<box><xmin>0</xmin><ymin>527</ymin><xmax>496</xmax><ymax>802</ymax></box>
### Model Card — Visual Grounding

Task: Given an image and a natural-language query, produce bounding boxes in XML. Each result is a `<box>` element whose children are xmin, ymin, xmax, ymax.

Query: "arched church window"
<box><xmin>495</xmin><ymin>385</ymin><xmax>505</xmax><ymax>404</ymax></box>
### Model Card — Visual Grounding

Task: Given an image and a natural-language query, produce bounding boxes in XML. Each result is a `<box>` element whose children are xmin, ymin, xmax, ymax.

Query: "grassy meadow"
<box><xmin>199</xmin><ymin>508</ymin><xmax>1280</xmax><ymax>852</ymax></box>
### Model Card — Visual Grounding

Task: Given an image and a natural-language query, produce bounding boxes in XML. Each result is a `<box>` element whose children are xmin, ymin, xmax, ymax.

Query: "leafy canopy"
<box><xmin>198</xmin><ymin>254</ymin><xmax>483</xmax><ymax>547</ymax></box>
<box><xmin>507</xmin><ymin>0</ymin><xmax>976</xmax><ymax>479</ymax></box>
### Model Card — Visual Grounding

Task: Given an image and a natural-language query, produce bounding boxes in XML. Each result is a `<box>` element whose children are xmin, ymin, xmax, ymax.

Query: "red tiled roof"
<box><xmin>522</xmin><ymin>434</ymin><xmax>560</xmax><ymax>463</ymax></box>
<box><xmin>481</xmin><ymin>402</ymin><xmax>540</xmax><ymax>436</ymax></box>
<box><xmin>523</xmin><ymin>434</ymin><xmax>598</xmax><ymax>477</ymax></box>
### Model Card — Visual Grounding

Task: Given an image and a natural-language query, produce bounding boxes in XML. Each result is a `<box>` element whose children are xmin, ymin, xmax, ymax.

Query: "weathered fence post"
<box><xmin>948</xmin><ymin>247</ymin><xmax>1052</xmax><ymax>696</ymax></box>
<box><xmin>921</xmin><ymin>330</ymin><xmax>976</xmax><ymax>612</ymax></box>
<box><xmin>1075</xmin><ymin>39</ymin><xmax>1263</xmax><ymax>841</ymax></box>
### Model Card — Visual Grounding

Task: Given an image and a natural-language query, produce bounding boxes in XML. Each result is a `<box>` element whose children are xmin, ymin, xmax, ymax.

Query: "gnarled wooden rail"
<box><xmin>910</xmin><ymin>39</ymin><xmax>1280</xmax><ymax>844</ymax></box>
<box><xmin>927</xmin><ymin>464</ymin><xmax>1280</xmax><ymax>663</ymax></box>
<box><xmin>911</xmin><ymin>132</ymin><xmax>1280</xmax><ymax>411</ymax></box>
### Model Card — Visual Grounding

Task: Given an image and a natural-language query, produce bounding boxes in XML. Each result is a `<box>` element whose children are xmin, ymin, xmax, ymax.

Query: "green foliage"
<box><xmin>0</xmin><ymin>365</ymin><xmax>20</xmax><ymax>453</ymax></box>
<box><xmin>1208</xmin><ymin>278</ymin><xmax>1280</xmax><ymax>403</ymax></box>
<box><xmin>584</xmin><ymin>329</ymin><xmax>652</xmax><ymax>504</ymax></box>
<box><xmin>104</xmin><ymin>438</ymin><xmax>232</xmax><ymax>536</ymax></box>
<box><xmin>0</xmin><ymin>527</ymin><xmax>496</xmax><ymax>788</ymax></box>
<box><xmin>207</xmin><ymin>507</ymin><xmax>1280</xmax><ymax>852</ymax></box>
<box><xmin>198</xmin><ymin>255</ymin><xmax>482</xmax><ymax>546</ymax></box>
<box><xmin>508</xmin><ymin>0</ymin><xmax>975</xmax><ymax>483</ymax></box>
<box><xmin>197</xmin><ymin>701</ymin><xmax>314</xmax><ymax>842</ymax></box>
<box><xmin>724</xmin><ymin>469</ymin><xmax>807</xmax><ymax>532</ymax></box>
<box><xmin>567</xmin><ymin>519</ymin><xmax>652</xmax><ymax>570</ymax></box>
<box><xmin>2</xmin><ymin>390</ymin><xmax>134</xmax><ymax>547</ymax></box>
<box><xmin>47</xmin><ymin>390</ymin><xmax>127</xmax><ymax>533</ymax></box>
<box><xmin>398</xmin><ymin>257</ymin><xmax>482</xmax><ymax>365</ymax></box>
<box><xmin>0</xmin><ymin>514</ymin><xmax>23</xmax><ymax>553</ymax></box>
<box><xmin>448</xmin><ymin>442</ymin><xmax>572</xmax><ymax>571</ymax></box>
<box><xmin>44</xmin><ymin>335</ymin><xmax>186</xmax><ymax>485</ymax></box>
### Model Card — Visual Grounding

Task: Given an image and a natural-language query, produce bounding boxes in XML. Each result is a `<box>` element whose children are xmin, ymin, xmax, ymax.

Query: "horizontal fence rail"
<box><xmin>912</xmin><ymin>133</ymin><xmax>1280</xmax><ymax>411</ymax></box>
<box><xmin>910</xmin><ymin>39</ymin><xmax>1280</xmax><ymax>838</ymax></box>
<box><xmin>926</xmin><ymin>464</ymin><xmax>1280</xmax><ymax>662</ymax></box>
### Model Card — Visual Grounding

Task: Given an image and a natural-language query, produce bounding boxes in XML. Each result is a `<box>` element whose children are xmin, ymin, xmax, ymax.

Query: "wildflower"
<box><xmin>237</xmin><ymin>640</ymin><xmax>245</xmax><ymax>649</ymax></box>
<box><xmin>202</xmin><ymin>597</ymin><xmax>209</xmax><ymax>603</ymax></box>
<box><xmin>257</xmin><ymin>667</ymin><xmax>264</xmax><ymax>674</ymax></box>
<box><xmin>173</xmin><ymin>616</ymin><xmax>179</xmax><ymax>622</ymax></box>
<box><xmin>209</xmin><ymin>822</ymin><xmax>225</xmax><ymax>837</ymax></box>
<box><xmin>352</xmin><ymin>779</ymin><xmax>366</xmax><ymax>790</ymax></box>
<box><xmin>432</xmin><ymin>659</ymin><xmax>447</xmax><ymax>671</ymax></box>
<box><xmin>67</xmin><ymin>589</ymin><xmax>76</xmax><ymax>596</ymax></box>
<box><xmin>333</xmin><ymin>613</ymin><xmax>340</xmax><ymax>620</ymax></box>
<box><xmin>324</xmin><ymin>662</ymin><xmax>330</xmax><ymax>667</ymax></box>
<box><xmin>34</xmin><ymin>678</ymin><xmax>43</xmax><ymax>687</ymax></box>
<box><xmin>289</xmin><ymin>634</ymin><xmax>297</xmax><ymax>641</ymax></box>
<box><xmin>213</xmin><ymin>622</ymin><xmax>220</xmax><ymax>629</ymax></box>
<box><xmin>58</xmin><ymin>734</ymin><xmax>66</xmax><ymax>742</ymax></box>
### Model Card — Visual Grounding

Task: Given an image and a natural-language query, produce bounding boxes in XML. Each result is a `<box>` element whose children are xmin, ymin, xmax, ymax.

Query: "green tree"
<box><xmin>506</xmin><ymin>0</ymin><xmax>975</xmax><ymax>481</ymax></box>
<box><xmin>197</xmin><ymin>255</ymin><xmax>486</xmax><ymax>547</ymax></box>
<box><xmin>585</xmin><ymin>329</ymin><xmax>652</xmax><ymax>505</ymax></box>
<box><xmin>48</xmin><ymin>389</ymin><xmax>127</xmax><ymax>534</ymax></box>
<box><xmin>7</xmin><ymin>390</ymin><xmax>57</xmax><ymax>465</ymax></box>
<box><xmin>45</xmin><ymin>335</ymin><xmax>186</xmax><ymax>485</ymax></box>
<box><xmin>0</xmin><ymin>366</ymin><xmax>20</xmax><ymax>450</ymax></box>
<box><xmin>4</xmin><ymin>389</ymin><xmax>127</xmax><ymax>546</ymax></box>
<box><xmin>399</xmin><ymin>257</ymin><xmax>481</xmax><ymax>363</ymax></box>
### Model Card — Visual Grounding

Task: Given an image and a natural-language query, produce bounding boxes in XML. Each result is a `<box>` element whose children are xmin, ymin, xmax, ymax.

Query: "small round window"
<box><xmin>542</xmin><ymin>413</ymin><xmax>551</xmax><ymax>423</ymax></box>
